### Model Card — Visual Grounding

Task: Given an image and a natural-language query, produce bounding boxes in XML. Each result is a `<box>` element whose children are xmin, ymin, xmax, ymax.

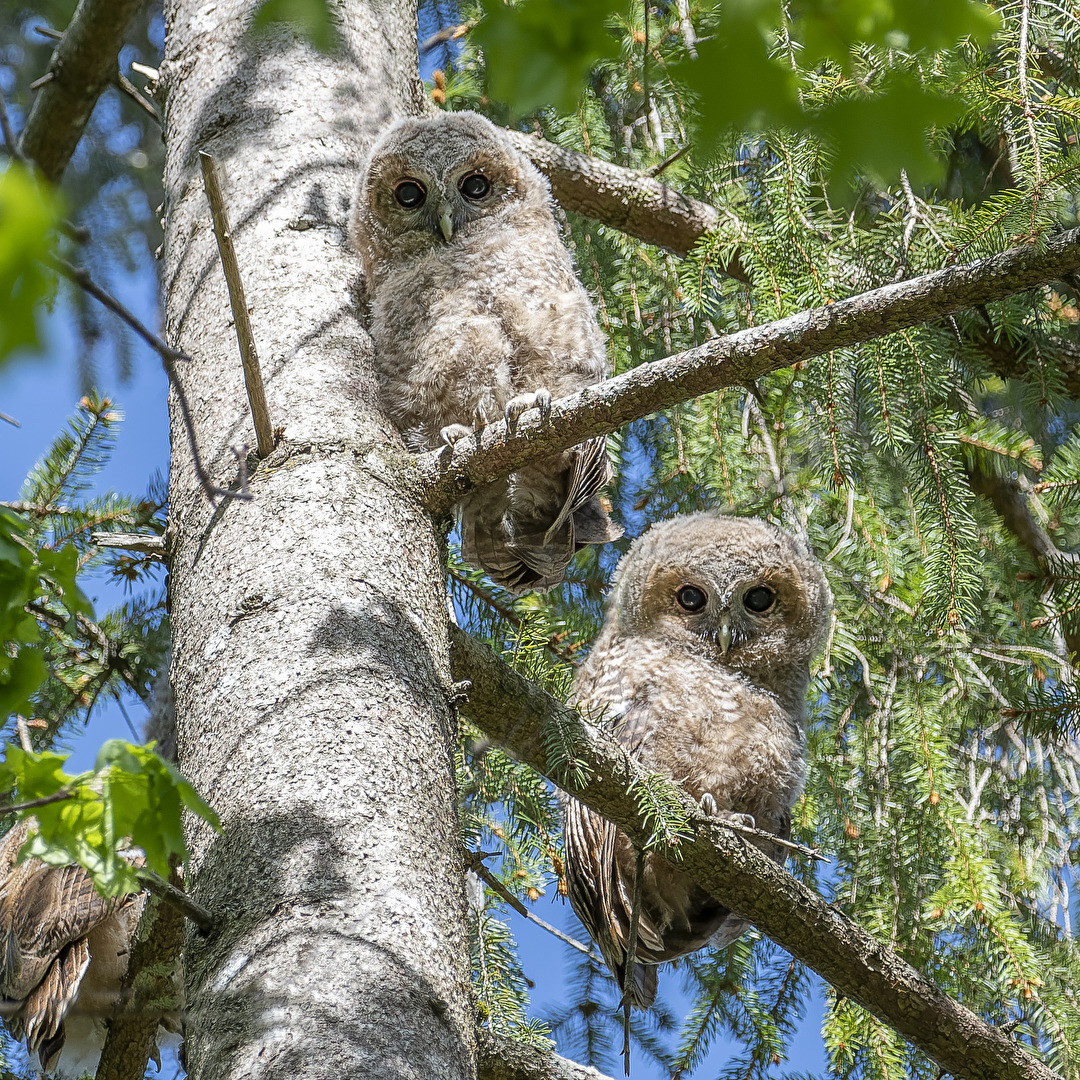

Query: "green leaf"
<box><xmin>473</xmin><ymin>0</ymin><xmax>623</xmax><ymax>116</ymax></box>
<box><xmin>252</xmin><ymin>0</ymin><xmax>337</xmax><ymax>52</ymax></box>
<box><xmin>798</xmin><ymin>0</ymin><xmax>1000</xmax><ymax>63</ymax></box>
<box><xmin>0</xmin><ymin>164</ymin><xmax>62</xmax><ymax>366</ymax></box>
<box><xmin>814</xmin><ymin>73</ymin><xmax>964</xmax><ymax>188</ymax></box>
<box><xmin>3</xmin><ymin>742</ymin><xmax>221</xmax><ymax>897</ymax></box>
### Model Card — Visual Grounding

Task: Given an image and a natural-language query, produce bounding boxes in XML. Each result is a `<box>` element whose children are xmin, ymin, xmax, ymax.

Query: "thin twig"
<box><xmin>51</xmin><ymin>256</ymin><xmax>187</xmax><ymax>362</ymax></box>
<box><xmin>0</xmin><ymin>788</ymin><xmax>76</xmax><ymax>814</ymax></box>
<box><xmin>419</xmin><ymin>22</ymin><xmax>473</xmax><ymax>53</ymax></box>
<box><xmin>29</xmin><ymin>72</ymin><xmax>55</xmax><ymax>91</ymax></box>
<box><xmin>113</xmin><ymin>71</ymin><xmax>159</xmax><ymax>122</ymax></box>
<box><xmin>136</xmin><ymin>869</ymin><xmax>216</xmax><ymax>933</ymax></box>
<box><xmin>199</xmin><ymin>151</ymin><xmax>275</xmax><ymax>458</ymax></box>
<box><xmin>717</xmin><ymin>818</ymin><xmax>830</xmax><ymax>863</ymax></box>
<box><xmin>0</xmin><ymin>85</ymin><xmax>25</xmax><ymax>161</ymax></box>
<box><xmin>90</xmin><ymin>531</ymin><xmax>167</xmax><ymax>555</ymax></box>
<box><xmin>467</xmin><ymin>853</ymin><xmax>602</xmax><ymax>963</ymax></box>
<box><xmin>33</xmin><ymin>24</ymin><xmax>63</xmax><ymax>40</ymax></box>
<box><xmin>0</xmin><ymin>412</ymin><xmax>20</xmax><ymax>427</ymax></box>
<box><xmin>646</xmin><ymin>144</ymin><xmax>689</xmax><ymax>177</ymax></box>
<box><xmin>50</xmin><ymin>256</ymin><xmax>247</xmax><ymax>505</ymax></box>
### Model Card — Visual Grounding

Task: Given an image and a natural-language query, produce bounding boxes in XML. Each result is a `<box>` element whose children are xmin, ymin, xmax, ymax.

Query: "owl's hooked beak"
<box><xmin>717</xmin><ymin>616</ymin><xmax>733</xmax><ymax>655</ymax></box>
<box><xmin>437</xmin><ymin>203</ymin><xmax>454</xmax><ymax>242</ymax></box>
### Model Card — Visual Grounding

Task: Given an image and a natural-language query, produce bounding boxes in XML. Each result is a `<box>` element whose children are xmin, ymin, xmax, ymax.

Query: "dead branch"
<box><xmin>199</xmin><ymin>151</ymin><xmax>275</xmax><ymax>458</ymax></box>
<box><xmin>91</xmin><ymin>532</ymin><xmax>167</xmax><ymax>555</ymax></box>
<box><xmin>476</xmin><ymin>1030</ymin><xmax>615</xmax><ymax>1080</ymax></box>
<box><xmin>449</xmin><ymin>626</ymin><xmax>1062</xmax><ymax>1080</ymax></box>
<box><xmin>420</xmin><ymin>228</ymin><xmax>1080</xmax><ymax>516</ymax></box>
<box><xmin>51</xmin><ymin>256</ymin><xmax>246</xmax><ymax>505</ymax></box>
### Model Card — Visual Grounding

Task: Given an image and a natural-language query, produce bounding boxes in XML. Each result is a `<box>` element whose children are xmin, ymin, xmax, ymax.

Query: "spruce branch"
<box><xmin>421</xmin><ymin>229</ymin><xmax>1080</xmax><ymax>516</ymax></box>
<box><xmin>476</xmin><ymin>1029</ymin><xmax>615</xmax><ymax>1080</ymax></box>
<box><xmin>967</xmin><ymin>466</ymin><xmax>1080</xmax><ymax>657</ymax></box>
<box><xmin>18</xmin><ymin>0</ymin><xmax>145</xmax><ymax>184</ymax></box>
<box><xmin>505</xmin><ymin>130</ymin><xmax>738</xmax><ymax>270</ymax></box>
<box><xmin>449</xmin><ymin>625</ymin><xmax>1062</xmax><ymax>1080</ymax></box>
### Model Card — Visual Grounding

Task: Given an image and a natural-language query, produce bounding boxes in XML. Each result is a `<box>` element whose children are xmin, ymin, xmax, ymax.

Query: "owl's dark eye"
<box><xmin>676</xmin><ymin>585</ymin><xmax>708</xmax><ymax>612</ymax></box>
<box><xmin>743</xmin><ymin>586</ymin><xmax>776</xmax><ymax>613</ymax></box>
<box><xmin>394</xmin><ymin>179</ymin><xmax>426</xmax><ymax>209</ymax></box>
<box><xmin>459</xmin><ymin>172</ymin><xmax>491</xmax><ymax>200</ymax></box>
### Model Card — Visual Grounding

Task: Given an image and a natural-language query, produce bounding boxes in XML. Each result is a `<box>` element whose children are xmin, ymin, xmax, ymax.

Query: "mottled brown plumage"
<box><xmin>0</xmin><ymin>821</ymin><xmax>175</xmax><ymax>1077</ymax></box>
<box><xmin>563</xmin><ymin>514</ymin><xmax>830</xmax><ymax>1006</ymax></box>
<box><xmin>349</xmin><ymin>110</ymin><xmax>621</xmax><ymax>591</ymax></box>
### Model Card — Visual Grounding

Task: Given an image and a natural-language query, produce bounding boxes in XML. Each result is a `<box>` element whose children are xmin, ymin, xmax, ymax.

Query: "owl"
<box><xmin>349</xmin><ymin>111</ymin><xmax>621</xmax><ymax>592</ymax></box>
<box><xmin>0</xmin><ymin>820</ymin><xmax>152</xmax><ymax>1076</ymax></box>
<box><xmin>563</xmin><ymin>513</ymin><xmax>830</xmax><ymax>1007</ymax></box>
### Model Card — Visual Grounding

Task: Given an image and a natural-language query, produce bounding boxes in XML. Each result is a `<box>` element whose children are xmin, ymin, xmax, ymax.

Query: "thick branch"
<box><xmin>505</xmin><ymin>130</ymin><xmax>738</xmax><ymax>270</ymax></box>
<box><xmin>506</xmin><ymin>134</ymin><xmax>1080</xmax><ymax>398</ymax></box>
<box><xmin>476</xmin><ymin>1030</ymin><xmax>614</xmax><ymax>1080</ymax></box>
<box><xmin>450</xmin><ymin>626</ymin><xmax>1061</xmax><ymax>1080</ymax></box>
<box><xmin>421</xmin><ymin>229</ymin><xmax>1080</xmax><ymax>516</ymax></box>
<box><xmin>18</xmin><ymin>0</ymin><xmax>144</xmax><ymax>184</ymax></box>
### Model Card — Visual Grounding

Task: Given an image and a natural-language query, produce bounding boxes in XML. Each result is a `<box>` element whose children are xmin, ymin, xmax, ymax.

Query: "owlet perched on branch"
<box><xmin>563</xmin><ymin>514</ymin><xmax>830</xmax><ymax>1007</ymax></box>
<box><xmin>0</xmin><ymin>820</ymin><xmax>180</xmax><ymax>1077</ymax></box>
<box><xmin>349</xmin><ymin>111</ymin><xmax>621</xmax><ymax>592</ymax></box>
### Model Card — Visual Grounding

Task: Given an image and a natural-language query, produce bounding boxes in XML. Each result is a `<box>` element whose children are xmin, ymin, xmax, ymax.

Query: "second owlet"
<box><xmin>563</xmin><ymin>513</ymin><xmax>830</xmax><ymax>1006</ymax></box>
<box><xmin>349</xmin><ymin>111</ymin><xmax>621</xmax><ymax>592</ymax></box>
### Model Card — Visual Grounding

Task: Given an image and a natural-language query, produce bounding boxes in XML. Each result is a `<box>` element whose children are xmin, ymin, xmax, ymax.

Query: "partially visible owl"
<box><xmin>0</xmin><ymin>820</ymin><xmax>181</xmax><ymax>1077</ymax></box>
<box><xmin>563</xmin><ymin>514</ymin><xmax>830</xmax><ymax>1007</ymax></box>
<box><xmin>349</xmin><ymin>111</ymin><xmax>621</xmax><ymax>592</ymax></box>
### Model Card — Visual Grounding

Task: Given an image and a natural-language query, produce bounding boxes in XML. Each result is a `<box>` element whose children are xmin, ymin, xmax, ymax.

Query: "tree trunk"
<box><xmin>159</xmin><ymin>4</ymin><xmax>475</xmax><ymax>1078</ymax></box>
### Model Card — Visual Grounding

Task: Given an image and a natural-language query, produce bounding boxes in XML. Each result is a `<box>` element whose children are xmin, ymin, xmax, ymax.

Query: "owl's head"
<box><xmin>609</xmin><ymin>513</ymin><xmax>831</xmax><ymax>673</ymax></box>
<box><xmin>349</xmin><ymin>111</ymin><xmax>550</xmax><ymax>280</ymax></box>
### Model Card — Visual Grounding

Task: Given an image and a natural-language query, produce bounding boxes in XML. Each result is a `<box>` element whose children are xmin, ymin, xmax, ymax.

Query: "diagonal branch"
<box><xmin>420</xmin><ymin>229</ymin><xmax>1080</xmax><ymax>516</ymax></box>
<box><xmin>18</xmin><ymin>0</ymin><xmax>145</xmax><ymax>184</ymax></box>
<box><xmin>449</xmin><ymin>626</ymin><xmax>1061</xmax><ymax>1080</ymax></box>
<box><xmin>505</xmin><ymin>130</ymin><xmax>738</xmax><ymax>271</ymax></box>
<box><xmin>476</xmin><ymin>1030</ymin><xmax>615</xmax><ymax>1080</ymax></box>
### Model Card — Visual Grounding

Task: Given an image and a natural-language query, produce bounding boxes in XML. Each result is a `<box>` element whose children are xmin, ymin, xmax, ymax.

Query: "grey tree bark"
<box><xmin>159</xmin><ymin>3</ymin><xmax>475</xmax><ymax>1078</ymax></box>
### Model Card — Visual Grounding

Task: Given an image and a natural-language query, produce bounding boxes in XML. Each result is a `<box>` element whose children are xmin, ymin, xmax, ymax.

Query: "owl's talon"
<box><xmin>699</xmin><ymin>793</ymin><xmax>719</xmax><ymax>817</ymax></box>
<box><xmin>505</xmin><ymin>388</ymin><xmax>553</xmax><ymax>433</ymax></box>
<box><xmin>440</xmin><ymin>424</ymin><xmax>473</xmax><ymax>447</ymax></box>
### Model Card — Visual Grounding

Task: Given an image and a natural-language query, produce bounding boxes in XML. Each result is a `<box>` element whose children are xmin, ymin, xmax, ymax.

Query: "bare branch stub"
<box><xmin>198</xmin><ymin>151</ymin><xmax>275</xmax><ymax>459</ymax></box>
<box><xmin>91</xmin><ymin>532</ymin><xmax>167</xmax><ymax>555</ymax></box>
<box><xmin>506</xmin><ymin>129</ymin><xmax>733</xmax><ymax>266</ymax></box>
<box><xmin>419</xmin><ymin>228</ymin><xmax>1080</xmax><ymax>516</ymax></box>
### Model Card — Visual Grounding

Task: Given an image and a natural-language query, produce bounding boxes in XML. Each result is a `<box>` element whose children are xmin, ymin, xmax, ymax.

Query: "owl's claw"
<box><xmin>440</xmin><ymin>423</ymin><xmax>473</xmax><ymax>447</ymax></box>
<box><xmin>699</xmin><ymin>795</ymin><xmax>756</xmax><ymax>832</ymax></box>
<box><xmin>505</xmin><ymin>388</ymin><xmax>553</xmax><ymax>433</ymax></box>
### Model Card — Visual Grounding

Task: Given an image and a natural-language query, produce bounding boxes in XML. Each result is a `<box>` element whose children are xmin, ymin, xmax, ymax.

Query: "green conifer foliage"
<box><xmin>441</xmin><ymin>0</ymin><xmax>1080</xmax><ymax>1073</ymax></box>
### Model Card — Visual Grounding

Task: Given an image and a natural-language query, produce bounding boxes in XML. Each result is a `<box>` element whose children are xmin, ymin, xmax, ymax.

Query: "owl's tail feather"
<box><xmin>622</xmin><ymin>961</ymin><xmax>658</xmax><ymax>1010</ymax></box>
<box><xmin>459</xmin><ymin>437</ymin><xmax>622</xmax><ymax>594</ymax></box>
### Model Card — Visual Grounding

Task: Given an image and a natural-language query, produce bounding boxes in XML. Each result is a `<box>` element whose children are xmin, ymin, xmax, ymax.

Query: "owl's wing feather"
<box><xmin>461</xmin><ymin>440</ymin><xmax>621</xmax><ymax>593</ymax></box>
